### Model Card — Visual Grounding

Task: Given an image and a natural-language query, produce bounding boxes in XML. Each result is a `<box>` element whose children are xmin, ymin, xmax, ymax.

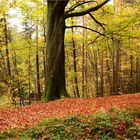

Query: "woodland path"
<box><xmin>0</xmin><ymin>93</ymin><xmax>140</xmax><ymax>132</ymax></box>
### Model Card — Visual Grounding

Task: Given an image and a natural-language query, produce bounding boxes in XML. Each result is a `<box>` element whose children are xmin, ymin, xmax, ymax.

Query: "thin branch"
<box><xmin>65</xmin><ymin>0</ymin><xmax>110</xmax><ymax>19</ymax></box>
<box><xmin>65</xmin><ymin>1</ymin><xmax>81</xmax><ymax>13</ymax></box>
<box><xmin>88</xmin><ymin>13</ymin><xmax>105</xmax><ymax>30</ymax></box>
<box><xmin>88</xmin><ymin>35</ymin><xmax>102</xmax><ymax>45</ymax></box>
<box><xmin>65</xmin><ymin>25</ymin><xmax>106</xmax><ymax>37</ymax></box>
<box><xmin>65</xmin><ymin>1</ymin><xmax>97</xmax><ymax>14</ymax></box>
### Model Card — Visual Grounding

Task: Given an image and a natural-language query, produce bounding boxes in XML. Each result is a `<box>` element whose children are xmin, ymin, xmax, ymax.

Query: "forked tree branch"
<box><xmin>88</xmin><ymin>13</ymin><xmax>105</xmax><ymax>30</ymax></box>
<box><xmin>65</xmin><ymin>1</ymin><xmax>97</xmax><ymax>14</ymax></box>
<box><xmin>65</xmin><ymin>0</ymin><xmax>110</xmax><ymax>19</ymax></box>
<box><xmin>65</xmin><ymin>25</ymin><xmax>106</xmax><ymax>37</ymax></box>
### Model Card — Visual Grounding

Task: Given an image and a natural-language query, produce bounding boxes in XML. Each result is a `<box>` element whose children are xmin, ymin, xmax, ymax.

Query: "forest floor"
<box><xmin>0</xmin><ymin>93</ymin><xmax>140</xmax><ymax>132</ymax></box>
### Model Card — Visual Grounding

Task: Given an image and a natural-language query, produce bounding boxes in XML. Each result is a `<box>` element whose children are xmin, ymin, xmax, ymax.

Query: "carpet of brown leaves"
<box><xmin>0</xmin><ymin>93</ymin><xmax>140</xmax><ymax>132</ymax></box>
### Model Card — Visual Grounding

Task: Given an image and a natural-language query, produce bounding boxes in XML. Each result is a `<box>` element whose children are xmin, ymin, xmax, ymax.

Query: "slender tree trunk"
<box><xmin>43</xmin><ymin>13</ymin><xmax>47</xmax><ymax>92</ymax></box>
<box><xmin>98</xmin><ymin>49</ymin><xmax>104</xmax><ymax>97</ymax></box>
<box><xmin>43</xmin><ymin>1</ymin><xmax>69</xmax><ymax>101</ymax></box>
<box><xmin>115</xmin><ymin>40</ymin><xmax>121</xmax><ymax>94</ymax></box>
<box><xmin>85</xmin><ymin>50</ymin><xmax>88</xmax><ymax>97</ymax></box>
<box><xmin>85</xmin><ymin>29</ymin><xmax>88</xmax><ymax>97</ymax></box>
<box><xmin>129</xmin><ymin>55</ymin><xmax>134</xmax><ymax>93</ymax></box>
<box><xmin>93</xmin><ymin>50</ymin><xmax>99</xmax><ymax>97</ymax></box>
<box><xmin>82</xmin><ymin>16</ymin><xmax>85</xmax><ymax>98</ymax></box>
<box><xmin>42</xmin><ymin>47</ymin><xmax>46</xmax><ymax>90</ymax></box>
<box><xmin>11</xmin><ymin>50</ymin><xmax>17</xmax><ymax>106</ymax></box>
<box><xmin>26</xmin><ymin>31</ymin><xmax>32</xmax><ymax>104</ymax></box>
<box><xmin>136</xmin><ymin>57</ymin><xmax>140</xmax><ymax>92</ymax></box>
<box><xmin>35</xmin><ymin>19</ymin><xmax>41</xmax><ymax>100</ymax></box>
<box><xmin>112</xmin><ymin>38</ymin><xmax>121</xmax><ymax>95</ymax></box>
<box><xmin>115</xmin><ymin>50</ymin><xmax>119</xmax><ymax>94</ymax></box>
<box><xmin>112</xmin><ymin>43</ymin><xmax>116</xmax><ymax>95</ymax></box>
<box><xmin>72</xmin><ymin>81</ymin><xmax>77</xmax><ymax>98</ymax></box>
<box><xmin>0</xmin><ymin>46</ymin><xmax>7</xmax><ymax>81</ymax></box>
<box><xmin>28</xmin><ymin>44</ymin><xmax>31</xmax><ymax>104</ymax></box>
<box><xmin>3</xmin><ymin>13</ymin><xmax>11</xmax><ymax>78</ymax></box>
<box><xmin>105</xmin><ymin>51</ymin><xmax>111</xmax><ymax>95</ymax></box>
<box><xmin>71</xmin><ymin>18</ymin><xmax>80</xmax><ymax>98</ymax></box>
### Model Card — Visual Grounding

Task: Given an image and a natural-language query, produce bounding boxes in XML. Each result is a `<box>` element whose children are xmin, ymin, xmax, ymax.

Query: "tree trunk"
<box><xmin>85</xmin><ymin>29</ymin><xmax>88</xmax><ymax>97</ymax></box>
<box><xmin>112</xmin><ymin>43</ymin><xmax>116</xmax><ymax>95</ymax></box>
<box><xmin>35</xmin><ymin>18</ymin><xmax>41</xmax><ymax>100</ymax></box>
<box><xmin>28</xmin><ymin>43</ymin><xmax>31</xmax><ymax>104</ymax></box>
<box><xmin>105</xmin><ymin>51</ymin><xmax>111</xmax><ymax>96</ymax></box>
<box><xmin>71</xmin><ymin>18</ymin><xmax>80</xmax><ymax>98</ymax></box>
<box><xmin>98</xmin><ymin>48</ymin><xmax>104</xmax><ymax>97</ymax></box>
<box><xmin>42</xmin><ymin>47</ymin><xmax>46</xmax><ymax>90</ymax></box>
<box><xmin>82</xmin><ymin>16</ymin><xmax>85</xmax><ymax>98</ymax></box>
<box><xmin>136</xmin><ymin>57</ymin><xmax>140</xmax><ymax>92</ymax></box>
<box><xmin>4</xmin><ymin>13</ymin><xmax>11</xmax><ymax>78</ymax></box>
<box><xmin>43</xmin><ymin>12</ymin><xmax>47</xmax><ymax>92</ymax></box>
<box><xmin>115</xmin><ymin>40</ymin><xmax>121</xmax><ymax>94</ymax></box>
<box><xmin>129</xmin><ymin>55</ymin><xmax>134</xmax><ymax>93</ymax></box>
<box><xmin>43</xmin><ymin>1</ymin><xmax>69</xmax><ymax>101</ymax></box>
<box><xmin>93</xmin><ymin>50</ymin><xmax>99</xmax><ymax>97</ymax></box>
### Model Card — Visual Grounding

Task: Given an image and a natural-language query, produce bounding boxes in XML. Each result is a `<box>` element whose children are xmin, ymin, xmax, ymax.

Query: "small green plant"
<box><xmin>0</xmin><ymin>129</ymin><xmax>18</xmax><ymax>139</ymax></box>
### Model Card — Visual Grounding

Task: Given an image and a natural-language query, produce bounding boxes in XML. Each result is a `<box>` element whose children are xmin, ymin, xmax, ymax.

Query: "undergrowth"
<box><xmin>0</xmin><ymin>107</ymin><xmax>140</xmax><ymax>140</ymax></box>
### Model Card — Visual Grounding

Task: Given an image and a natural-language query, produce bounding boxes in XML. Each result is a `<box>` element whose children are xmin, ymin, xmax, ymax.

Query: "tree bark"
<box><xmin>136</xmin><ymin>57</ymin><xmax>140</xmax><ymax>92</ymax></box>
<box><xmin>98</xmin><ymin>48</ymin><xmax>104</xmax><ymax>97</ymax></box>
<box><xmin>28</xmin><ymin>42</ymin><xmax>31</xmax><ymax>104</ymax></box>
<box><xmin>71</xmin><ymin>18</ymin><xmax>80</xmax><ymax>98</ymax></box>
<box><xmin>43</xmin><ymin>1</ymin><xmax>69</xmax><ymax>101</ymax></box>
<box><xmin>115</xmin><ymin>40</ymin><xmax>121</xmax><ymax>94</ymax></box>
<box><xmin>42</xmin><ymin>8</ymin><xmax>47</xmax><ymax>92</ymax></box>
<box><xmin>93</xmin><ymin>50</ymin><xmax>99</xmax><ymax>97</ymax></box>
<box><xmin>3</xmin><ymin>13</ymin><xmax>11</xmax><ymax>78</ymax></box>
<box><xmin>105</xmin><ymin>51</ymin><xmax>111</xmax><ymax>95</ymax></box>
<box><xmin>35</xmin><ymin>18</ymin><xmax>41</xmax><ymax>100</ymax></box>
<box><xmin>82</xmin><ymin>16</ymin><xmax>85</xmax><ymax>98</ymax></box>
<box><xmin>85</xmin><ymin>29</ymin><xmax>88</xmax><ymax>97</ymax></box>
<box><xmin>129</xmin><ymin>55</ymin><xmax>134</xmax><ymax>93</ymax></box>
<box><xmin>43</xmin><ymin>0</ymin><xmax>109</xmax><ymax>101</ymax></box>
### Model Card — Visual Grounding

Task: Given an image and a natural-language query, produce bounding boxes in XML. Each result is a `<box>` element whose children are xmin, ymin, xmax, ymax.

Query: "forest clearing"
<box><xmin>0</xmin><ymin>0</ymin><xmax>140</xmax><ymax>139</ymax></box>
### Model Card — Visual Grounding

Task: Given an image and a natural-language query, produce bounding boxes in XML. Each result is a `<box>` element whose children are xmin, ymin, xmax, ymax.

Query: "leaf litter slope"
<box><xmin>0</xmin><ymin>93</ymin><xmax>140</xmax><ymax>132</ymax></box>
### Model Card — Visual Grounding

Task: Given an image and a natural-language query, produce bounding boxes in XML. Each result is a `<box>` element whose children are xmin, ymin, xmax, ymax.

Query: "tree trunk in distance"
<box><xmin>35</xmin><ymin>18</ymin><xmax>41</xmax><ymax>100</ymax></box>
<box><xmin>71</xmin><ymin>18</ymin><xmax>80</xmax><ymax>98</ymax></box>
<box><xmin>4</xmin><ymin>13</ymin><xmax>11</xmax><ymax>79</ymax></box>
<box><xmin>93</xmin><ymin>50</ymin><xmax>99</xmax><ymax>97</ymax></box>
<box><xmin>82</xmin><ymin>16</ymin><xmax>85</xmax><ymax>98</ymax></box>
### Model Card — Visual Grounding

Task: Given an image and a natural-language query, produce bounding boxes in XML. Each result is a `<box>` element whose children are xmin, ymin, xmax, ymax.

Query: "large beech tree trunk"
<box><xmin>43</xmin><ymin>1</ymin><xmax>69</xmax><ymax>101</ymax></box>
<box><xmin>43</xmin><ymin>0</ymin><xmax>109</xmax><ymax>101</ymax></box>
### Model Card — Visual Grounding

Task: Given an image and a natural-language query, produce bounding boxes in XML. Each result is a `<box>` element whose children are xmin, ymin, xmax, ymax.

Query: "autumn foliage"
<box><xmin>0</xmin><ymin>93</ymin><xmax>140</xmax><ymax>132</ymax></box>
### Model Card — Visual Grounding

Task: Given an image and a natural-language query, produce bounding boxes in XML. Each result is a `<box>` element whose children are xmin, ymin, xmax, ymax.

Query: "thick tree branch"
<box><xmin>88</xmin><ymin>13</ymin><xmax>105</xmax><ymax>30</ymax></box>
<box><xmin>65</xmin><ymin>1</ymin><xmax>97</xmax><ymax>14</ymax></box>
<box><xmin>65</xmin><ymin>25</ymin><xmax>106</xmax><ymax>37</ymax></box>
<box><xmin>65</xmin><ymin>0</ymin><xmax>110</xmax><ymax>19</ymax></box>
